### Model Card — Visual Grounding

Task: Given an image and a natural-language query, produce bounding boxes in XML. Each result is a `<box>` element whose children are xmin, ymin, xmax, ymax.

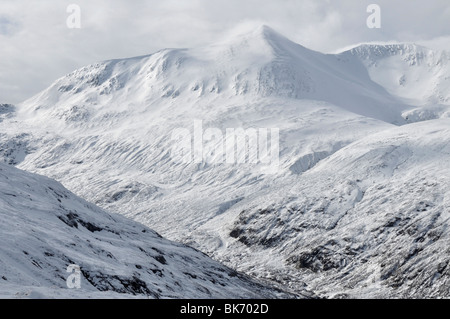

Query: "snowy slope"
<box><xmin>0</xmin><ymin>104</ymin><xmax>15</xmax><ymax>123</ymax></box>
<box><xmin>347</xmin><ymin>43</ymin><xmax>450</xmax><ymax>123</ymax></box>
<box><xmin>4</xmin><ymin>97</ymin><xmax>392</xmax><ymax>240</ymax></box>
<box><xmin>348</xmin><ymin>43</ymin><xmax>450</xmax><ymax>106</ymax></box>
<box><xmin>200</xmin><ymin>119</ymin><xmax>450</xmax><ymax>298</ymax></box>
<box><xmin>0</xmin><ymin>162</ymin><xmax>301</xmax><ymax>298</ymax></box>
<box><xmin>1</xmin><ymin>26</ymin><xmax>449</xmax><ymax>298</ymax></box>
<box><xmin>2</xmin><ymin>26</ymin><xmax>401</xmax><ymax>238</ymax></box>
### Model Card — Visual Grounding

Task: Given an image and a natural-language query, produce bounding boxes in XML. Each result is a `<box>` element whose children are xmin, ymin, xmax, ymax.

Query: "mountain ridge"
<box><xmin>19</xmin><ymin>26</ymin><xmax>430</xmax><ymax>125</ymax></box>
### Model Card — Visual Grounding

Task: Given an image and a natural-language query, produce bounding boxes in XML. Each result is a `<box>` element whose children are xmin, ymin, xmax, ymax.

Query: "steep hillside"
<box><xmin>348</xmin><ymin>43</ymin><xmax>450</xmax><ymax>106</ymax></box>
<box><xmin>0</xmin><ymin>162</ymin><xmax>300</xmax><ymax>298</ymax></box>
<box><xmin>347</xmin><ymin>43</ymin><xmax>450</xmax><ymax>123</ymax></box>
<box><xmin>204</xmin><ymin>119</ymin><xmax>450</xmax><ymax>298</ymax></box>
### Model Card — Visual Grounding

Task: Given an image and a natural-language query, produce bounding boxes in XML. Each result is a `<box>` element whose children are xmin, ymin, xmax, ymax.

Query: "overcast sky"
<box><xmin>1</xmin><ymin>0</ymin><xmax>450</xmax><ymax>104</ymax></box>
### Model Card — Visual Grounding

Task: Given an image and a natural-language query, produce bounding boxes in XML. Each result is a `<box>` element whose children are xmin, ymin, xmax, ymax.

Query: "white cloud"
<box><xmin>1</xmin><ymin>0</ymin><xmax>449</xmax><ymax>103</ymax></box>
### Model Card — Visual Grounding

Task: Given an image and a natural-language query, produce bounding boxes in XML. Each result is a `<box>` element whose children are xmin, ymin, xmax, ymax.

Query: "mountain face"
<box><xmin>349</xmin><ymin>44</ymin><xmax>450</xmax><ymax>106</ymax></box>
<box><xmin>0</xmin><ymin>162</ymin><xmax>300</xmax><ymax>298</ymax></box>
<box><xmin>347</xmin><ymin>43</ymin><xmax>450</xmax><ymax>124</ymax></box>
<box><xmin>1</xmin><ymin>25</ymin><xmax>449</xmax><ymax>298</ymax></box>
<box><xmin>0</xmin><ymin>104</ymin><xmax>15</xmax><ymax>123</ymax></box>
<box><xmin>19</xmin><ymin>26</ymin><xmax>406</xmax><ymax>124</ymax></box>
<box><xmin>212</xmin><ymin>119</ymin><xmax>450</xmax><ymax>298</ymax></box>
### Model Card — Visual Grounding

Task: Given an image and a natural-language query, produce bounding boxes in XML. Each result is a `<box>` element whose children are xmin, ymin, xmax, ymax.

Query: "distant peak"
<box><xmin>210</xmin><ymin>24</ymin><xmax>308</xmax><ymax>59</ymax></box>
<box><xmin>246</xmin><ymin>25</ymin><xmax>291</xmax><ymax>43</ymax></box>
<box><xmin>216</xmin><ymin>24</ymin><xmax>293</xmax><ymax>47</ymax></box>
<box><xmin>255</xmin><ymin>25</ymin><xmax>279</xmax><ymax>37</ymax></box>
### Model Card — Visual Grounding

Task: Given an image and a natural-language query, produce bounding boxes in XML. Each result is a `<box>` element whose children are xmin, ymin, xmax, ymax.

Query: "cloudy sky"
<box><xmin>1</xmin><ymin>0</ymin><xmax>450</xmax><ymax>104</ymax></box>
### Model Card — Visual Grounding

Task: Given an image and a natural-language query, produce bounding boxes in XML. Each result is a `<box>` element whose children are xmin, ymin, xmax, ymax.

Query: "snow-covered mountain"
<box><xmin>347</xmin><ymin>43</ymin><xmax>450</xmax><ymax>124</ymax></box>
<box><xmin>1</xmin><ymin>25</ymin><xmax>449</xmax><ymax>298</ymax></box>
<box><xmin>0</xmin><ymin>161</ymin><xmax>300</xmax><ymax>298</ymax></box>
<box><xmin>209</xmin><ymin>119</ymin><xmax>450</xmax><ymax>298</ymax></box>
<box><xmin>348</xmin><ymin>43</ymin><xmax>450</xmax><ymax>106</ymax></box>
<box><xmin>19</xmin><ymin>26</ymin><xmax>408</xmax><ymax>124</ymax></box>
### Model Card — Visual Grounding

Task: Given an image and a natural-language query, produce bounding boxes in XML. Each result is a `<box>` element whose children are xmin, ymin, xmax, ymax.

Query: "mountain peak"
<box><xmin>225</xmin><ymin>24</ymin><xmax>285</xmax><ymax>40</ymax></box>
<box><xmin>256</xmin><ymin>25</ymin><xmax>296</xmax><ymax>48</ymax></box>
<box><xmin>212</xmin><ymin>25</ymin><xmax>300</xmax><ymax>56</ymax></box>
<box><xmin>253</xmin><ymin>25</ymin><xmax>284</xmax><ymax>39</ymax></box>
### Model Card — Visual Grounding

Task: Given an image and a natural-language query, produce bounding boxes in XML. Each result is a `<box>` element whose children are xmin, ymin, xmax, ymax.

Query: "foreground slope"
<box><xmin>0</xmin><ymin>162</ymin><xmax>300</xmax><ymax>298</ymax></box>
